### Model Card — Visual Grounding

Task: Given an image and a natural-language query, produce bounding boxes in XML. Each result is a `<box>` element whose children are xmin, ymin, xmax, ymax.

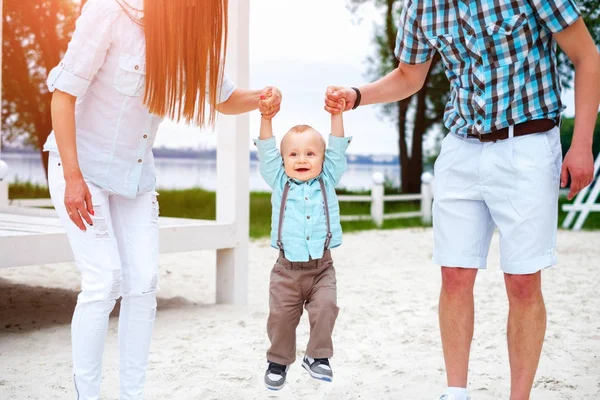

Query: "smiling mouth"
<box><xmin>295</xmin><ymin>168</ymin><xmax>310</xmax><ymax>173</ymax></box>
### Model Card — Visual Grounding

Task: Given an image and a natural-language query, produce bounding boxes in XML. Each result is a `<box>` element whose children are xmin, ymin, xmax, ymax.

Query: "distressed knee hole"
<box><xmin>151</xmin><ymin>192</ymin><xmax>160</xmax><ymax>224</ymax></box>
<box><xmin>109</xmin><ymin>270</ymin><xmax>122</xmax><ymax>299</ymax></box>
<box><xmin>91</xmin><ymin>205</ymin><xmax>110</xmax><ymax>239</ymax></box>
<box><xmin>141</xmin><ymin>273</ymin><xmax>159</xmax><ymax>294</ymax></box>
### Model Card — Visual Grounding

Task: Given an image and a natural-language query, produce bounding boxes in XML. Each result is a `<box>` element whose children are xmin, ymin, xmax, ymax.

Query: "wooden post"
<box><xmin>215</xmin><ymin>0</ymin><xmax>250</xmax><ymax>305</ymax></box>
<box><xmin>421</xmin><ymin>172</ymin><xmax>434</xmax><ymax>224</ymax></box>
<box><xmin>371</xmin><ymin>172</ymin><xmax>384</xmax><ymax>227</ymax></box>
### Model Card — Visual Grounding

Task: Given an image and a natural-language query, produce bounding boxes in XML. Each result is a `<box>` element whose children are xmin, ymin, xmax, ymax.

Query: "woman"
<box><xmin>45</xmin><ymin>0</ymin><xmax>281</xmax><ymax>398</ymax></box>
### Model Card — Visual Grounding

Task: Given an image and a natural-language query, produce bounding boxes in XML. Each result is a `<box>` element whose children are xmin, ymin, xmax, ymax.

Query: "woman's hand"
<box><xmin>64</xmin><ymin>175</ymin><xmax>94</xmax><ymax>231</ymax></box>
<box><xmin>259</xmin><ymin>86</ymin><xmax>282</xmax><ymax>119</ymax></box>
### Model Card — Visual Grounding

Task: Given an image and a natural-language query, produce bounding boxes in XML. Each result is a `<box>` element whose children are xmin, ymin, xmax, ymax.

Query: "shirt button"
<box><xmin>143</xmin><ymin>134</ymin><xmax>148</xmax><ymax>139</ymax></box>
<box><xmin>476</xmin><ymin>120</ymin><xmax>483</xmax><ymax>126</ymax></box>
<box><xmin>476</xmin><ymin>90</ymin><xmax>483</xmax><ymax>96</ymax></box>
<box><xmin>307</xmin><ymin>215</ymin><xmax>311</xmax><ymax>219</ymax></box>
<box><xmin>138</xmin><ymin>159</ymin><xmax>142</xmax><ymax>163</ymax></box>
<box><xmin>134</xmin><ymin>65</ymin><xmax>140</xmax><ymax>70</ymax></box>
<box><xmin>305</xmin><ymin>197</ymin><xmax>308</xmax><ymax>200</ymax></box>
<box><xmin>306</xmin><ymin>236</ymin><xmax>310</xmax><ymax>240</ymax></box>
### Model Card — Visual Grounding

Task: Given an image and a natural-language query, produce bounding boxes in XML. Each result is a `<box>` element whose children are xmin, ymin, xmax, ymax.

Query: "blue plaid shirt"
<box><xmin>395</xmin><ymin>0</ymin><xmax>581</xmax><ymax>137</ymax></box>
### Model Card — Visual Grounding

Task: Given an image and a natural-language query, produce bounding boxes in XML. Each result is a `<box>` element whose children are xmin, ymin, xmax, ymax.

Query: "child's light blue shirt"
<box><xmin>253</xmin><ymin>135</ymin><xmax>352</xmax><ymax>262</ymax></box>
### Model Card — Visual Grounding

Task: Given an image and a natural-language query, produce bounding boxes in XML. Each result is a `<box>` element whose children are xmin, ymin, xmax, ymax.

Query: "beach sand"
<box><xmin>1</xmin><ymin>228</ymin><xmax>599</xmax><ymax>399</ymax></box>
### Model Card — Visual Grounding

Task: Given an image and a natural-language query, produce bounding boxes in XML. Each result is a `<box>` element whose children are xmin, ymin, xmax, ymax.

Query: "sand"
<box><xmin>1</xmin><ymin>228</ymin><xmax>599</xmax><ymax>399</ymax></box>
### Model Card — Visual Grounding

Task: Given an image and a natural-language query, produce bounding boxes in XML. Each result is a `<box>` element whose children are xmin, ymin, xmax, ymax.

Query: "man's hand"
<box><xmin>324</xmin><ymin>86</ymin><xmax>356</xmax><ymax>114</ymax></box>
<box><xmin>561</xmin><ymin>143</ymin><xmax>595</xmax><ymax>200</ymax></box>
<box><xmin>259</xmin><ymin>86</ymin><xmax>282</xmax><ymax>119</ymax></box>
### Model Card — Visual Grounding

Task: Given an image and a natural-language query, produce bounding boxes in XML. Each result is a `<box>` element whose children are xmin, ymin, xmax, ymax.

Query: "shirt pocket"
<box><xmin>113</xmin><ymin>54</ymin><xmax>146</xmax><ymax>97</ymax></box>
<box><xmin>484</xmin><ymin>14</ymin><xmax>528</xmax><ymax>68</ymax></box>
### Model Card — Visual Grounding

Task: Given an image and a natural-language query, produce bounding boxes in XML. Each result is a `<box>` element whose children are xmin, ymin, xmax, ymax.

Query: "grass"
<box><xmin>8</xmin><ymin>182</ymin><xmax>600</xmax><ymax>238</ymax></box>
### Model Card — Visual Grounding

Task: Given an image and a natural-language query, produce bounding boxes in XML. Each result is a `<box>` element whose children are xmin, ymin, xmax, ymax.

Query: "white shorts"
<box><xmin>432</xmin><ymin>126</ymin><xmax>562</xmax><ymax>275</ymax></box>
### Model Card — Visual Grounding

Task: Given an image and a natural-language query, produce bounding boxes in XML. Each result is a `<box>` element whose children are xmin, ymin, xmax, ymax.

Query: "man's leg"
<box><xmin>483</xmin><ymin>128</ymin><xmax>562</xmax><ymax>399</ymax></box>
<box><xmin>432</xmin><ymin>133</ymin><xmax>493</xmax><ymax>398</ymax></box>
<box><xmin>504</xmin><ymin>272</ymin><xmax>546</xmax><ymax>400</ymax></box>
<box><xmin>439</xmin><ymin>267</ymin><xmax>478</xmax><ymax>388</ymax></box>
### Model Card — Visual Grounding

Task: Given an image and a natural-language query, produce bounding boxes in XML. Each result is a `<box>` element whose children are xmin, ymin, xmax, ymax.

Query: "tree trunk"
<box><xmin>398</xmin><ymin>98</ymin><xmax>411</xmax><ymax>193</ymax></box>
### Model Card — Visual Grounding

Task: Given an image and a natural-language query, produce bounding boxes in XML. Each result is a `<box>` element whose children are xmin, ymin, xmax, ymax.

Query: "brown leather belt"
<box><xmin>467</xmin><ymin>118</ymin><xmax>557</xmax><ymax>142</ymax></box>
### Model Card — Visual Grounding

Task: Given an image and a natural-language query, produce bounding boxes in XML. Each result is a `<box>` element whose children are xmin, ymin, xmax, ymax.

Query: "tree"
<box><xmin>2</xmin><ymin>0</ymin><xmax>79</xmax><ymax>175</ymax></box>
<box><xmin>349</xmin><ymin>0</ymin><xmax>449</xmax><ymax>193</ymax></box>
<box><xmin>350</xmin><ymin>0</ymin><xmax>600</xmax><ymax>193</ymax></box>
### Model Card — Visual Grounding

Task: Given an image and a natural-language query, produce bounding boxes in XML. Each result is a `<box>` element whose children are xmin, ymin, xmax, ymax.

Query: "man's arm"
<box><xmin>323</xmin><ymin>60</ymin><xmax>432</xmax><ymax>113</ymax></box>
<box><xmin>554</xmin><ymin>17</ymin><xmax>600</xmax><ymax>199</ymax></box>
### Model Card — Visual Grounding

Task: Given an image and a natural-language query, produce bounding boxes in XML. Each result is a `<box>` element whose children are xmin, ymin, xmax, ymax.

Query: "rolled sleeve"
<box><xmin>323</xmin><ymin>135</ymin><xmax>352</xmax><ymax>186</ymax></box>
<box><xmin>529</xmin><ymin>0</ymin><xmax>581</xmax><ymax>34</ymax></box>
<box><xmin>216</xmin><ymin>71</ymin><xmax>236</xmax><ymax>104</ymax></box>
<box><xmin>395</xmin><ymin>0</ymin><xmax>435</xmax><ymax>64</ymax></box>
<box><xmin>253</xmin><ymin>137</ymin><xmax>285</xmax><ymax>189</ymax></box>
<box><xmin>47</xmin><ymin>65</ymin><xmax>90</xmax><ymax>97</ymax></box>
<box><xmin>47</xmin><ymin>0</ymin><xmax>119</xmax><ymax>96</ymax></box>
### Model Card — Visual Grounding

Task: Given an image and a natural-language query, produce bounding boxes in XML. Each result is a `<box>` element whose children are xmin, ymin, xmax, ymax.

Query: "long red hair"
<box><xmin>118</xmin><ymin>0</ymin><xmax>229</xmax><ymax>127</ymax></box>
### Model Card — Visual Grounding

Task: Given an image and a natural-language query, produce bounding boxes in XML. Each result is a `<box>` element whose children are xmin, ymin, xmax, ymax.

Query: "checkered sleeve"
<box><xmin>394</xmin><ymin>0</ymin><xmax>435</xmax><ymax>64</ymax></box>
<box><xmin>528</xmin><ymin>0</ymin><xmax>581</xmax><ymax>33</ymax></box>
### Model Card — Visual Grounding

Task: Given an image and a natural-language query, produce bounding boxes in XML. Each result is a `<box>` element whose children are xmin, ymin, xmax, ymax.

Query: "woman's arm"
<box><xmin>51</xmin><ymin>90</ymin><xmax>94</xmax><ymax>230</ymax></box>
<box><xmin>216</xmin><ymin>87</ymin><xmax>282</xmax><ymax>116</ymax></box>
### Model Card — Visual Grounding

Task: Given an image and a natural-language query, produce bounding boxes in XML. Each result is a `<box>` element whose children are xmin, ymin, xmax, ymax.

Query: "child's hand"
<box><xmin>259</xmin><ymin>86</ymin><xmax>282</xmax><ymax>120</ymax></box>
<box><xmin>329</xmin><ymin>98</ymin><xmax>346</xmax><ymax>116</ymax></box>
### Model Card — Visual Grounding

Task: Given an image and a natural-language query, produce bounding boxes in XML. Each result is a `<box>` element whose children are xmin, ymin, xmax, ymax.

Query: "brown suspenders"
<box><xmin>276</xmin><ymin>177</ymin><xmax>332</xmax><ymax>253</ymax></box>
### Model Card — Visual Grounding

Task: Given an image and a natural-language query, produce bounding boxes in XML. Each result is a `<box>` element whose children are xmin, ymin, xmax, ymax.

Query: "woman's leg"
<box><xmin>48</xmin><ymin>153</ymin><xmax>122</xmax><ymax>400</ymax></box>
<box><xmin>109</xmin><ymin>191</ymin><xmax>159</xmax><ymax>400</ymax></box>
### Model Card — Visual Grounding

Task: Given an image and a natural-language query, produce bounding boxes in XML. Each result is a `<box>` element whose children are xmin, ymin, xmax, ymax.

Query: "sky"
<box><xmin>153</xmin><ymin>0</ymin><xmax>578</xmax><ymax>155</ymax></box>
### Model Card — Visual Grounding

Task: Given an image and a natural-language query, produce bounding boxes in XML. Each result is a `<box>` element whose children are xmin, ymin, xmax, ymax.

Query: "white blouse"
<box><xmin>44</xmin><ymin>0</ymin><xmax>235</xmax><ymax>198</ymax></box>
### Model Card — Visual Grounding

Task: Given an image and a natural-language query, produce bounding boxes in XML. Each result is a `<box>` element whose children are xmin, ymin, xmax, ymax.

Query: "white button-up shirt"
<box><xmin>44</xmin><ymin>0</ymin><xmax>236</xmax><ymax>198</ymax></box>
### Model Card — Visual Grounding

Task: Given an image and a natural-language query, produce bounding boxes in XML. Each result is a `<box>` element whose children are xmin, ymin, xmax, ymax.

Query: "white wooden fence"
<box><xmin>338</xmin><ymin>172</ymin><xmax>435</xmax><ymax>227</ymax></box>
<box><xmin>562</xmin><ymin>153</ymin><xmax>600</xmax><ymax>230</ymax></box>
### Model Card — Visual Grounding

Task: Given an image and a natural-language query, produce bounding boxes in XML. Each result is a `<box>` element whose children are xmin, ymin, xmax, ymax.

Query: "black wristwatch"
<box><xmin>351</xmin><ymin>87</ymin><xmax>361</xmax><ymax>110</ymax></box>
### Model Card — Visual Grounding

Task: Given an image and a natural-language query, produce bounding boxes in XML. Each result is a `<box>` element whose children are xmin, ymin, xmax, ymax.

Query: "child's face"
<box><xmin>281</xmin><ymin>129</ymin><xmax>325</xmax><ymax>182</ymax></box>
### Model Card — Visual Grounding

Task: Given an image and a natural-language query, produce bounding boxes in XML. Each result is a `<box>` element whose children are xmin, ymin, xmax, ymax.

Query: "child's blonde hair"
<box><xmin>282</xmin><ymin>125</ymin><xmax>326</xmax><ymax>153</ymax></box>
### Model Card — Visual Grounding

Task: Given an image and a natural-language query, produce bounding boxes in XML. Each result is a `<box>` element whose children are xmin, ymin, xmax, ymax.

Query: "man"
<box><xmin>324</xmin><ymin>1</ymin><xmax>599</xmax><ymax>399</ymax></box>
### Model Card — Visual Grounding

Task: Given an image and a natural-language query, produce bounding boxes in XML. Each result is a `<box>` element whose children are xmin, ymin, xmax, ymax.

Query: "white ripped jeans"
<box><xmin>48</xmin><ymin>153</ymin><xmax>159</xmax><ymax>400</ymax></box>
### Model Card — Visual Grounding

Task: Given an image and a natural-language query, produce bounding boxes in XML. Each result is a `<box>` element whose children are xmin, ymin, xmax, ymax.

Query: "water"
<box><xmin>1</xmin><ymin>153</ymin><xmax>400</xmax><ymax>192</ymax></box>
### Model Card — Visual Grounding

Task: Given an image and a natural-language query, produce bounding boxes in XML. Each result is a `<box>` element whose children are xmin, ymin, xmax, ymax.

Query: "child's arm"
<box><xmin>330</xmin><ymin>99</ymin><xmax>345</xmax><ymax>137</ymax></box>
<box><xmin>254</xmin><ymin>91</ymin><xmax>286</xmax><ymax>189</ymax></box>
<box><xmin>323</xmin><ymin>99</ymin><xmax>352</xmax><ymax>185</ymax></box>
<box><xmin>260</xmin><ymin>115</ymin><xmax>273</xmax><ymax>140</ymax></box>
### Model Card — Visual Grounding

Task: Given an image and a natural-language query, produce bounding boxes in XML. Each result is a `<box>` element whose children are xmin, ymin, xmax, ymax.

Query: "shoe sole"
<box><xmin>301</xmin><ymin>361</ymin><xmax>332</xmax><ymax>382</ymax></box>
<box><xmin>264</xmin><ymin>381</ymin><xmax>285</xmax><ymax>391</ymax></box>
